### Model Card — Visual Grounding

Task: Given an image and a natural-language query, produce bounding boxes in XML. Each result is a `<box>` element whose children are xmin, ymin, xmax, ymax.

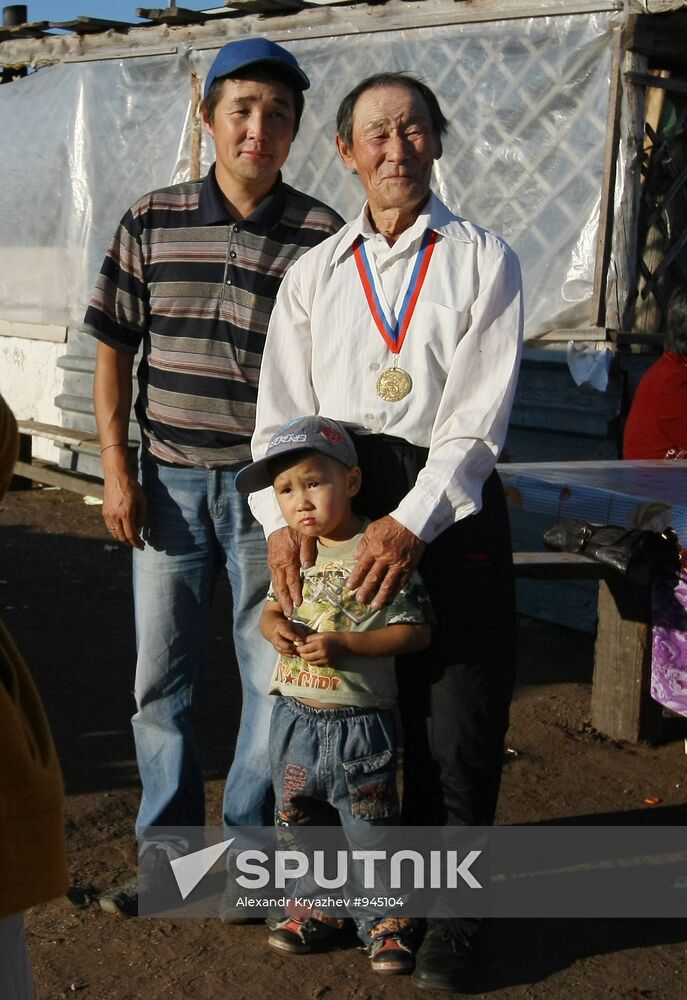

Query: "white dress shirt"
<box><xmin>250</xmin><ymin>193</ymin><xmax>524</xmax><ymax>543</ymax></box>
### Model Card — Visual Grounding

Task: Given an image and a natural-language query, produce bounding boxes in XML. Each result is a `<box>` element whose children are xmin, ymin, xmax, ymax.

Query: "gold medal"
<box><xmin>354</xmin><ymin>230</ymin><xmax>435</xmax><ymax>405</ymax></box>
<box><xmin>376</xmin><ymin>367</ymin><xmax>412</xmax><ymax>402</ymax></box>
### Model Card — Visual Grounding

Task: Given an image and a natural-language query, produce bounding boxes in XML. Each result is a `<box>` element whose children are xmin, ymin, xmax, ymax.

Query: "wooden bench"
<box><xmin>13</xmin><ymin>419</ymin><xmax>136</xmax><ymax>499</ymax></box>
<box><xmin>513</xmin><ymin>552</ymin><xmax>659</xmax><ymax>745</ymax></box>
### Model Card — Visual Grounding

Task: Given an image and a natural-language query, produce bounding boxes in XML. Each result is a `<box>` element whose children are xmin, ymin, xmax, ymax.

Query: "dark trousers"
<box><xmin>352</xmin><ymin>433</ymin><xmax>517</xmax><ymax>832</ymax></box>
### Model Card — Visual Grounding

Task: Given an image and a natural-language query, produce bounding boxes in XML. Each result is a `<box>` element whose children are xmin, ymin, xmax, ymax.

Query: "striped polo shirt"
<box><xmin>84</xmin><ymin>166</ymin><xmax>343</xmax><ymax>467</ymax></box>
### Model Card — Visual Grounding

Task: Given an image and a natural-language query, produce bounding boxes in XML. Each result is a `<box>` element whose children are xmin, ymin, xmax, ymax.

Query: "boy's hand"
<box><xmin>295</xmin><ymin>632</ymin><xmax>347</xmax><ymax>667</ymax></box>
<box><xmin>265</xmin><ymin>617</ymin><xmax>308</xmax><ymax>657</ymax></box>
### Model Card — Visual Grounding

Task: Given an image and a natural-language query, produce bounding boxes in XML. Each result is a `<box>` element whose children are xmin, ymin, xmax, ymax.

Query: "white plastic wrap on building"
<box><xmin>0</xmin><ymin>12</ymin><xmax>615</xmax><ymax>341</ymax></box>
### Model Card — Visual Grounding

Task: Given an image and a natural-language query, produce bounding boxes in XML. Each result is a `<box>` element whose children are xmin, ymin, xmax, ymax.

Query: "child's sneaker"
<box><xmin>368</xmin><ymin>934</ymin><xmax>415</xmax><ymax>974</ymax></box>
<box><xmin>268</xmin><ymin>915</ymin><xmax>340</xmax><ymax>954</ymax></box>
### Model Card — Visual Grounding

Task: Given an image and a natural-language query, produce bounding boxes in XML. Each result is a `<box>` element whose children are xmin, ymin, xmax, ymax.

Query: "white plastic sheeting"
<box><xmin>0</xmin><ymin>12</ymin><xmax>615</xmax><ymax>340</ymax></box>
<box><xmin>0</xmin><ymin>52</ymin><xmax>192</xmax><ymax>328</ymax></box>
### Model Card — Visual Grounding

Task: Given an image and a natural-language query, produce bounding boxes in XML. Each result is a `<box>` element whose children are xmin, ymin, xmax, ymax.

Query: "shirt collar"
<box><xmin>198</xmin><ymin>163</ymin><xmax>287</xmax><ymax>230</ymax></box>
<box><xmin>331</xmin><ymin>191</ymin><xmax>473</xmax><ymax>266</ymax></box>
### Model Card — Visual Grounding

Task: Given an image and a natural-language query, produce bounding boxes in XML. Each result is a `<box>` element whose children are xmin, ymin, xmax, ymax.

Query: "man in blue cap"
<box><xmin>84</xmin><ymin>37</ymin><xmax>343</xmax><ymax>916</ymax></box>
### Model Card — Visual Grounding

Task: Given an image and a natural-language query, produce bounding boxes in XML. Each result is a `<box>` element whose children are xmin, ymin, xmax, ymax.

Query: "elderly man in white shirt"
<box><xmin>250</xmin><ymin>72</ymin><xmax>523</xmax><ymax>992</ymax></box>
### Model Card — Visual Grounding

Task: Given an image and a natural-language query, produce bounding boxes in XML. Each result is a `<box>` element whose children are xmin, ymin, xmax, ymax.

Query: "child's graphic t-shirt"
<box><xmin>266</xmin><ymin>523</ymin><xmax>431</xmax><ymax>708</ymax></box>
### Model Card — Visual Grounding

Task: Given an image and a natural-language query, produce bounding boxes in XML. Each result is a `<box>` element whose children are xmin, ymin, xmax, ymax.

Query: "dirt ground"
<box><xmin>1</xmin><ymin>483</ymin><xmax>686</xmax><ymax>1000</ymax></box>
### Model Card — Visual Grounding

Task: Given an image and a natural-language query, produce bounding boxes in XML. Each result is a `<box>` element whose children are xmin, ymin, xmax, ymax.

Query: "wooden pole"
<box><xmin>190</xmin><ymin>71</ymin><xmax>202</xmax><ymax>181</ymax></box>
<box><xmin>592</xmin><ymin>28</ymin><xmax>623</xmax><ymax>331</ymax></box>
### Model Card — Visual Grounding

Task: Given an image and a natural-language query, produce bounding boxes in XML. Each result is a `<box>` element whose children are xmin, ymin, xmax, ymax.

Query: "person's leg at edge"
<box><xmin>0</xmin><ymin>914</ymin><xmax>34</xmax><ymax>1000</ymax></box>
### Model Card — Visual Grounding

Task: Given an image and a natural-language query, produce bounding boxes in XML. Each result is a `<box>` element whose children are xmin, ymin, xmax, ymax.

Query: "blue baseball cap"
<box><xmin>203</xmin><ymin>37</ymin><xmax>310</xmax><ymax>99</ymax></box>
<box><xmin>235</xmin><ymin>416</ymin><xmax>358</xmax><ymax>493</ymax></box>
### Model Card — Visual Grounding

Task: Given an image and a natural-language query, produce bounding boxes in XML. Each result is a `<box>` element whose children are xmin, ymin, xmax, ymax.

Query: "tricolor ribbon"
<box><xmin>353</xmin><ymin>229</ymin><xmax>437</xmax><ymax>354</ymax></box>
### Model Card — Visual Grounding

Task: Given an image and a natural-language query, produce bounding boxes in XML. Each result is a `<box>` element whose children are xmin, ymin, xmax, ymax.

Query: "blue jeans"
<box><xmin>270</xmin><ymin>696</ymin><xmax>411</xmax><ymax>947</ymax></box>
<box><xmin>132</xmin><ymin>452</ymin><xmax>274</xmax><ymax>839</ymax></box>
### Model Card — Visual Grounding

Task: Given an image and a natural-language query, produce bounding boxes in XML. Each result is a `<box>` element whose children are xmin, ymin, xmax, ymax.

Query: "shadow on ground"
<box><xmin>0</xmin><ymin>519</ymin><xmax>240</xmax><ymax>796</ymax></box>
<box><xmin>4</xmin><ymin>488</ymin><xmax>687</xmax><ymax>998</ymax></box>
<box><xmin>476</xmin><ymin>916</ymin><xmax>687</xmax><ymax>992</ymax></box>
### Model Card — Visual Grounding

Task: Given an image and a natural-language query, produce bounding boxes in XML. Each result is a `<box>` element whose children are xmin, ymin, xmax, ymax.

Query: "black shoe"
<box><xmin>412</xmin><ymin>924</ymin><xmax>475</xmax><ymax>993</ymax></box>
<box><xmin>99</xmin><ymin>848</ymin><xmax>173</xmax><ymax>917</ymax></box>
<box><xmin>98</xmin><ymin>876</ymin><xmax>139</xmax><ymax>916</ymax></box>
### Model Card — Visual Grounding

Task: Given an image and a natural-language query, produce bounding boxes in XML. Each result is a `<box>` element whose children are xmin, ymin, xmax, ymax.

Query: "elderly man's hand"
<box><xmin>268</xmin><ymin>526</ymin><xmax>317</xmax><ymax>615</ymax></box>
<box><xmin>348</xmin><ymin>515</ymin><xmax>425</xmax><ymax>609</ymax></box>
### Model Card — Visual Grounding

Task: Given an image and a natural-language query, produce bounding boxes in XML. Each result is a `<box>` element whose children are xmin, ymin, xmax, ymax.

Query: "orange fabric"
<box><xmin>0</xmin><ymin>620</ymin><xmax>69</xmax><ymax>918</ymax></box>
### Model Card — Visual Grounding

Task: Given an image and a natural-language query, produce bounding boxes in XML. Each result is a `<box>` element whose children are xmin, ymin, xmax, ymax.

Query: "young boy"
<box><xmin>236</xmin><ymin>415</ymin><xmax>431</xmax><ymax>975</ymax></box>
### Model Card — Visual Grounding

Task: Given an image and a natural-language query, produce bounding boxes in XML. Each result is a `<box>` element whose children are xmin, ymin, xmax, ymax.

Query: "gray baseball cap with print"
<box><xmin>235</xmin><ymin>416</ymin><xmax>358</xmax><ymax>494</ymax></box>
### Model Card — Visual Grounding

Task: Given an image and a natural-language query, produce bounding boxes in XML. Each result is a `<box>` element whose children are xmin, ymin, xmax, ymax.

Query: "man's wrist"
<box><xmin>103</xmin><ymin>463</ymin><xmax>138</xmax><ymax>487</ymax></box>
<box><xmin>101</xmin><ymin>446</ymin><xmax>136</xmax><ymax>473</ymax></box>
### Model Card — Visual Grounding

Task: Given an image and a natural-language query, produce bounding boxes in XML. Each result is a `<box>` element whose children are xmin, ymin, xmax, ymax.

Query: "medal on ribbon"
<box><xmin>354</xmin><ymin>229</ymin><xmax>437</xmax><ymax>402</ymax></box>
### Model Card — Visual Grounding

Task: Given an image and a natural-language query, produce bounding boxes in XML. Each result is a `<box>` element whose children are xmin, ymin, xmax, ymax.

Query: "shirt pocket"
<box><xmin>410</xmin><ymin>300</ymin><xmax>470</xmax><ymax>375</ymax></box>
<box><xmin>342</xmin><ymin>747</ymin><xmax>398</xmax><ymax>821</ymax></box>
